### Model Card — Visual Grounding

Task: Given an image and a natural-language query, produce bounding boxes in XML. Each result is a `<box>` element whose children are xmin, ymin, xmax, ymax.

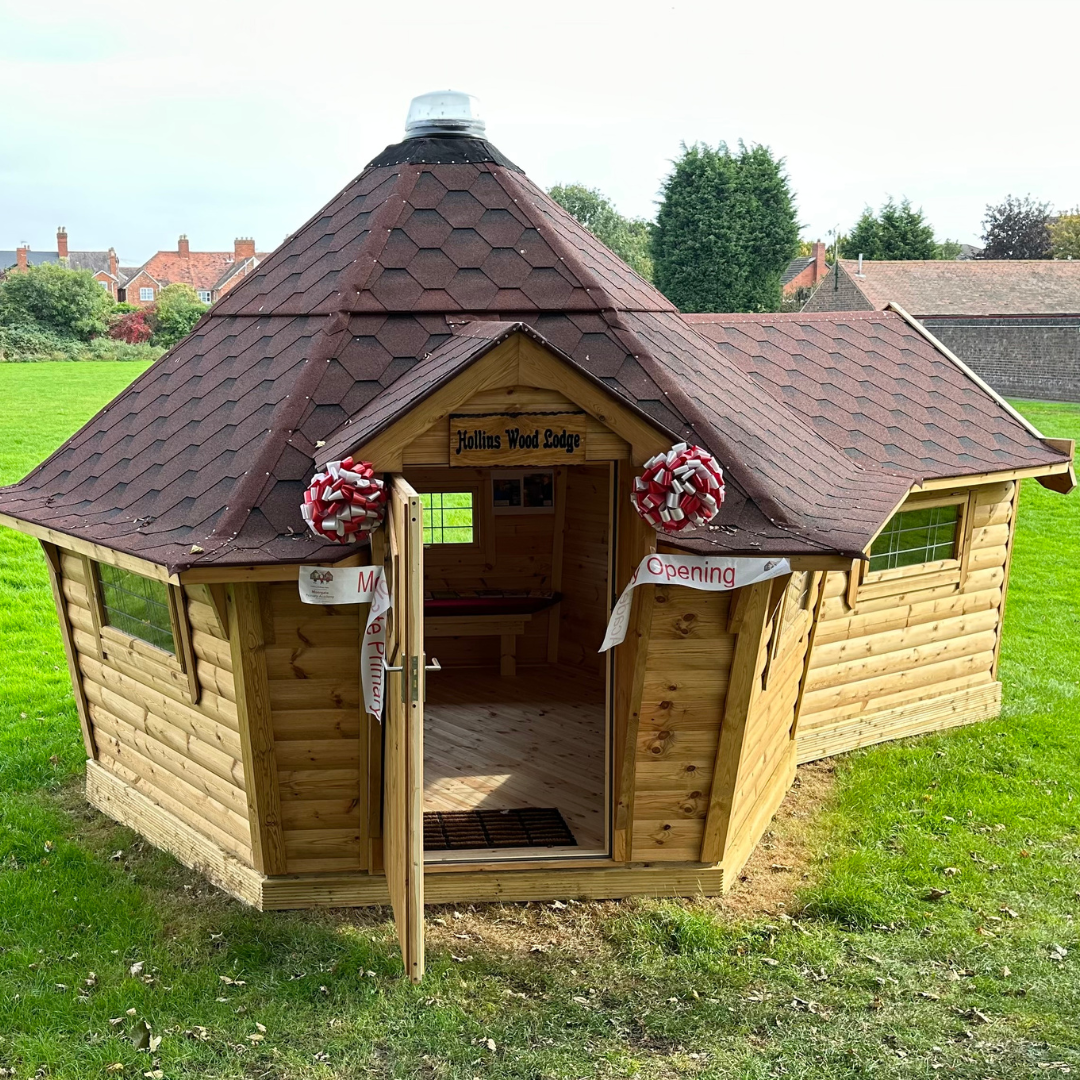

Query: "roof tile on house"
<box><xmin>0</xmin><ymin>137</ymin><xmax>1067</xmax><ymax>575</ymax></box>
<box><xmin>828</xmin><ymin>259</ymin><xmax>1080</xmax><ymax>315</ymax></box>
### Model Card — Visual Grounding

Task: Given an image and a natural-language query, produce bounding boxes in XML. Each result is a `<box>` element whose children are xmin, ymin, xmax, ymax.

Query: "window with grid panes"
<box><xmin>868</xmin><ymin>503</ymin><xmax>960</xmax><ymax>572</ymax></box>
<box><xmin>420</xmin><ymin>492</ymin><xmax>474</xmax><ymax>544</ymax></box>
<box><xmin>96</xmin><ymin>564</ymin><xmax>176</xmax><ymax>652</ymax></box>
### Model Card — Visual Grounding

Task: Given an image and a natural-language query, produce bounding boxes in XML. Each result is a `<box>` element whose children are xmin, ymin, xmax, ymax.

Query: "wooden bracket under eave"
<box><xmin>1037</xmin><ymin>442</ymin><xmax>1076</xmax><ymax>494</ymax></box>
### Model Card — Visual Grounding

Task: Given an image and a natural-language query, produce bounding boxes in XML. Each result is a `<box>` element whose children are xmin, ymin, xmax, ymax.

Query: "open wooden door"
<box><xmin>383</xmin><ymin>476</ymin><xmax>426</xmax><ymax>981</ymax></box>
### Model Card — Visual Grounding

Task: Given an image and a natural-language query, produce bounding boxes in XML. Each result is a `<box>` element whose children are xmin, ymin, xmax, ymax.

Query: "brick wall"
<box><xmin>800</xmin><ymin>265</ymin><xmax>875</xmax><ymax>312</ymax></box>
<box><xmin>922</xmin><ymin>317</ymin><xmax>1080</xmax><ymax>403</ymax></box>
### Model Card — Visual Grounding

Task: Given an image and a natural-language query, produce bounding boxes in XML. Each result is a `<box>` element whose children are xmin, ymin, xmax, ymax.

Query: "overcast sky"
<box><xmin>3</xmin><ymin>0</ymin><xmax>1078</xmax><ymax>264</ymax></box>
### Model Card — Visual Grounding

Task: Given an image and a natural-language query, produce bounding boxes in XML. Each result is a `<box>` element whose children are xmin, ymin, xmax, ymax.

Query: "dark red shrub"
<box><xmin>109</xmin><ymin>308</ymin><xmax>155</xmax><ymax>344</ymax></box>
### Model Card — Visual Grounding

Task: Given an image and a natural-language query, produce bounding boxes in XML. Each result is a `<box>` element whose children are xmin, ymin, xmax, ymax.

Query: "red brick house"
<box><xmin>122</xmin><ymin>236</ymin><xmax>266</xmax><ymax>308</ymax></box>
<box><xmin>2</xmin><ymin>228</ymin><xmax>125</xmax><ymax>300</ymax></box>
<box><xmin>781</xmin><ymin>241</ymin><xmax>828</xmax><ymax>302</ymax></box>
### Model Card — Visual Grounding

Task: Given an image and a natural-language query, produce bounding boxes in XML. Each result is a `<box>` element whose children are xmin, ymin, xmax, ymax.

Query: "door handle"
<box><xmin>383</xmin><ymin>659</ymin><xmax>402</xmax><ymax>672</ymax></box>
<box><xmin>425</xmin><ymin>658</ymin><xmax>441</xmax><ymax>673</ymax></box>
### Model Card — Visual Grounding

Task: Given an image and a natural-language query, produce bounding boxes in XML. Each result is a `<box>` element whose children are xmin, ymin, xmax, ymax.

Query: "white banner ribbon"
<box><xmin>600</xmin><ymin>553</ymin><xmax>791</xmax><ymax>652</ymax></box>
<box><xmin>299</xmin><ymin>565</ymin><xmax>391</xmax><ymax>718</ymax></box>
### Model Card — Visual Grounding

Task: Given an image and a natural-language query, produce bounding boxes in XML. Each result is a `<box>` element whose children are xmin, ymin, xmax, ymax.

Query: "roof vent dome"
<box><xmin>405</xmin><ymin>90</ymin><xmax>485</xmax><ymax>139</ymax></box>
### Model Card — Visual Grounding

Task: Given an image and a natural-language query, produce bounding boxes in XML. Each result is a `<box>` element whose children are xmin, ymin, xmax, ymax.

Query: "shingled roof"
<box><xmin>0</xmin><ymin>133</ymin><xmax>1069</xmax><ymax>575</ymax></box>
<box><xmin>818</xmin><ymin>259</ymin><xmax>1080</xmax><ymax>316</ymax></box>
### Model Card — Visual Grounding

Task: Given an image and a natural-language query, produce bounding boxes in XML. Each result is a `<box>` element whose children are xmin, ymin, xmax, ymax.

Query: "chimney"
<box><xmin>16</xmin><ymin>244</ymin><xmax>28</xmax><ymax>271</ymax></box>
<box><xmin>234</xmin><ymin>236</ymin><xmax>256</xmax><ymax>261</ymax></box>
<box><xmin>108</xmin><ymin>247</ymin><xmax>118</xmax><ymax>280</ymax></box>
<box><xmin>812</xmin><ymin>240</ymin><xmax>826</xmax><ymax>282</ymax></box>
<box><xmin>57</xmin><ymin>226</ymin><xmax>69</xmax><ymax>260</ymax></box>
<box><xmin>178</xmin><ymin>234</ymin><xmax>190</xmax><ymax>257</ymax></box>
<box><xmin>857</xmin><ymin>254</ymin><xmax>864</xmax><ymax>277</ymax></box>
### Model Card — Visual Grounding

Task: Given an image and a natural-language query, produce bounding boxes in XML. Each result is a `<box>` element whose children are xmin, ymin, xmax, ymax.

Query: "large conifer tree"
<box><xmin>652</xmin><ymin>142</ymin><xmax>799</xmax><ymax>313</ymax></box>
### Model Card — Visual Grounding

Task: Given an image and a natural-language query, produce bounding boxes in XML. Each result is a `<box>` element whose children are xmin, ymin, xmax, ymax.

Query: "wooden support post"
<box><xmin>227</xmin><ymin>582</ymin><xmax>287</xmax><ymax>876</ymax></box>
<box><xmin>699</xmin><ymin>579</ymin><xmax>772</xmax><ymax>865</ymax></box>
<box><xmin>612</xmin><ymin>464</ymin><xmax>656</xmax><ymax>862</ymax></box>
<box><xmin>500</xmin><ymin>633</ymin><xmax>516</xmax><ymax>677</ymax></box>
<box><xmin>41</xmin><ymin>542</ymin><xmax>96</xmax><ymax>760</ymax></box>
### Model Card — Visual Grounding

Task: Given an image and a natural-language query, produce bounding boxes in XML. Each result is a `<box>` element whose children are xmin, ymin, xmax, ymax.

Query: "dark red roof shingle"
<box><xmin>1</xmin><ymin>136</ymin><xmax>1068</xmax><ymax>574</ymax></box>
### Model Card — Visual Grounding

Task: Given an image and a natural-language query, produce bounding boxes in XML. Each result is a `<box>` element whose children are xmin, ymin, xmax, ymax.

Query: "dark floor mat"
<box><xmin>424</xmin><ymin>807</ymin><xmax>578</xmax><ymax>851</ymax></box>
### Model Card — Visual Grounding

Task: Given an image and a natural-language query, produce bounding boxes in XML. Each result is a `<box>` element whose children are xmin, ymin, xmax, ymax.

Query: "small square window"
<box><xmin>869</xmin><ymin>504</ymin><xmax>960</xmax><ymax>572</ymax></box>
<box><xmin>96</xmin><ymin>564</ymin><xmax>176</xmax><ymax>653</ymax></box>
<box><xmin>98</xmin><ymin>279</ymin><xmax>110</xmax><ymax>290</ymax></box>
<box><xmin>421</xmin><ymin>492</ymin><xmax>474</xmax><ymax>545</ymax></box>
<box><xmin>197</xmin><ymin>290</ymin><xmax>212</xmax><ymax>304</ymax></box>
<box><xmin>139</xmin><ymin>287</ymin><xmax>154</xmax><ymax>302</ymax></box>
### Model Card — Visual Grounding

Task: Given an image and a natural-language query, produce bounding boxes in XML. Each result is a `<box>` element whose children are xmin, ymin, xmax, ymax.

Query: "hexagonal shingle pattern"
<box><xmin>0</xmin><ymin>136</ymin><xmax>1068</xmax><ymax>573</ymax></box>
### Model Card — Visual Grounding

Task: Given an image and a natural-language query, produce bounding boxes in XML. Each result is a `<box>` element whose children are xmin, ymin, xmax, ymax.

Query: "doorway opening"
<box><xmin>406</xmin><ymin>463</ymin><xmax>613</xmax><ymax>863</ymax></box>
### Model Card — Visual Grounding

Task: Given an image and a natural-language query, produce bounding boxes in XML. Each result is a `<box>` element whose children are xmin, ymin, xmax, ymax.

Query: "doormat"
<box><xmin>424</xmin><ymin>807</ymin><xmax>578</xmax><ymax>851</ymax></box>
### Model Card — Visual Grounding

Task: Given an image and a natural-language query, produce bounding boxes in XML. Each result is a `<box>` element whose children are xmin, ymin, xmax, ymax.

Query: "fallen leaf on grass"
<box><xmin>1000</xmin><ymin>906</ymin><xmax>1019</xmax><ymax>919</ymax></box>
<box><xmin>942</xmin><ymin>867</ymin><xmax>960</xmax><ymax>877</ymax></box>
<box><xmin>761</xmin><ymin>957</ymin><xmax>780</xmax><ymax>967</ymax></box>
<box><xmin>923</xmin><ymin>888</ymin><xmax>950</xmax><ymax>902</ymax></box>
<box><xmin>106</xmin><ymin>1064</ymin><xmax>124</xmax><ymax>1074</ymax></box>
<box><xmin>129</xmin><ymin>962</ymin><xmax>144</xmax><ymax>977</ymax></box>
<box><xmin>1049</xmin><ymin>944</ymin><xmax>1068</xmax><ymax>962</ymax></box>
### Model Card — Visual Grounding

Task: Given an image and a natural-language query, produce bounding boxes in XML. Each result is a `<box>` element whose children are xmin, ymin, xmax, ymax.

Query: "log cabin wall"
<box><xmin>630</xmin><ymin>586</ymin><xmax>735</xmax><ymax>861</ymax></box>
<box><xmin>58</xmin><ymin>551</ymin><xmax>253</xmax><ymax>866</ymax></box>
<box><xmin>260</xmin><ymin>580</ymin><xmax>367</xmax><ymax>874</ymax></box>
<box><xmin>557</xmin><ymin>463</ymin><xmax>611</xmax><ymax>676</ymax></box>
<box><xmin>403</xmin><ymin>465</ymin><xmax>556</xmax><ymax>669</ymax></box>
<box><xmin>796</xmin><ymin>480</ymin><xmax>1015</xmax><ymax>763</ymax></box>
<box><xmin>720</xmin><ymin>571</ymin><xmax>817</xmax><ymax>877</ymax></box>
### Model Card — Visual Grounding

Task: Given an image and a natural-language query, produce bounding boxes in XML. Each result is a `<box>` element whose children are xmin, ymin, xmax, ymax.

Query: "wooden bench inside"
<box><xmin>425</xmin><ymin>614</ymin><xmax>530</xmax><ymax>677</ymax></box>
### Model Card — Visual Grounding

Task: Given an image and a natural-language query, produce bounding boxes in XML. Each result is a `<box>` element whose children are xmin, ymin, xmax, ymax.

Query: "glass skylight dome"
<box><xmin>405</xmin><ymin>90</ymin><xmax>486</xmax><ymax>139</ymax></box>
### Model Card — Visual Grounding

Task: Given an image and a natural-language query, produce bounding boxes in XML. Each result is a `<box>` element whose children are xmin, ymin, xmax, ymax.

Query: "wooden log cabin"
<box><xmin>1</xmin><ymin>93</ymin><xmax>1073</xmax><ymax>979</ymax></box>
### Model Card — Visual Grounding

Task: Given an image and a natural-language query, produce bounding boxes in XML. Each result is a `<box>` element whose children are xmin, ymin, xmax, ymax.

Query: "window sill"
<box><xmin>858</xmin><ymin>559</ymin><xmax>962</xmax><ymax>602</ymax></box>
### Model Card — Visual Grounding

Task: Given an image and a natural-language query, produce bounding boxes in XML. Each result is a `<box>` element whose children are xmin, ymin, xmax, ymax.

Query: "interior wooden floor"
<box><xmin>423</xmin><ymin>664</ymin><xmax>607</xmax><ymax>859</ymax></box>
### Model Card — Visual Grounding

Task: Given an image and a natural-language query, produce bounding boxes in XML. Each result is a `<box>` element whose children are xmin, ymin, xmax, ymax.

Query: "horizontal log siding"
<box><xmin>58</xmin><ymin>553</ymin><xmax>253</xmax><ymax>865</ymax></box>
<box><xmin>797</xmin><ymin>482</ymin><xmax>1013</xmax><ymax>762</ymax></box>
<box><xmin>631</xmin><ymin>586</ymin><xmax>734</xmax><ymax>861</ymax></box>
<box><xmin>262</xmin><ymin>582</ymin><xmax>365</xmax><ymax>874</ymax></box>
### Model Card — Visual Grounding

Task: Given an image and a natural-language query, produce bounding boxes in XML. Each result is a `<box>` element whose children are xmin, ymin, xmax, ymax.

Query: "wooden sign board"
<box><xmin>449</xmin><ymin>413</ymin><xmax>587</xmax><ymax>466</ymax></box>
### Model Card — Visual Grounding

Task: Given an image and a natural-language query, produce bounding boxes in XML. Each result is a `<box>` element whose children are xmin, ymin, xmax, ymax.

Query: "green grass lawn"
<box><xmin>0</xmin><ymin>364</ymin><xmax>1077</xmax><ymax>1078</ymax></box>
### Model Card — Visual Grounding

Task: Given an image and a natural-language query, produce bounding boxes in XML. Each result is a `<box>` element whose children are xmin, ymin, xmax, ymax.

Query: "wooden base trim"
<box><xmin>261</xmin><ymin>864</ymin><xmax>726</xmax><ymax>909</ymax></box>
<box><xmin>795</xmin><ymin>681</ymin><xmax>1002</xmax><ymax>764</ymax></box>
<box><xmin>85</xmin><ymin>759</ymin><xmax>264</xmax><ymax>907</ymax></box>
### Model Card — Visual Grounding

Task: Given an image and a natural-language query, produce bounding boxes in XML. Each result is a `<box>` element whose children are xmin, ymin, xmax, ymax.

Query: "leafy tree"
<box><xmin>1048</xmin><ymin>209</ymin><xmax>1080</xmax><ymax>260</ymax></box>
<box><xmin>652</xmin><ymin>141</ymin><xmax>799</xmax><ymax>312</ymax></box>
<box><xmin>548</xmin><ymin>184</ymin><xmax>654</xmax><ymax>280</ymax></box>
<box><xmin>0</xmin><ymin>262</ymin><xmax>113</xmax><ymax>339</ymax></box>
<box><xmin>936</xmin><ymin>239</ymin><xmax>964</xmax><ymax>260</ymax></box>
<box><xmin>151</xmin><ymin>283</ymin><xmax>208</xmax><ymax>347</ymax></box>
<box><xmin>979</xmin><ymin>195</ymin><xmax>1051</xmax><ymax>259</ymax></box>
<box><xmin>839</xmin><ymin>198</ymin><xmax>937</xmax><ymax>260</ymax></box>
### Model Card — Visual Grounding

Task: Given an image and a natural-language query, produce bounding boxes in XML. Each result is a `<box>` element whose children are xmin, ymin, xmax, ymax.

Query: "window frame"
<box><xmin>85</xmin><ymin>558</ymin><xmax>200</xmax><ymax>703</ymax></box>
<box><xmin>420</xmin><ymin>489</ymin><xmax>477</xmax><ymax>547</ymax></box>
<box><xmin>139</xmin><ymin>286</ymin><xmax>154</xmax><ymax>301</ymax></box>
<box><xmin>402</xmin><ymin>468</ymin><xmax>495</xmax><ymax>569</ymax></box>
<box><xmin>196</xmin><ymin>289</ymin><xmax>212</xmax><ymax>304</ymax></box>
<box><xmin>858</xmin><ymin>490</ymin><xmax>975</xmax><ymax>599</ymax></box>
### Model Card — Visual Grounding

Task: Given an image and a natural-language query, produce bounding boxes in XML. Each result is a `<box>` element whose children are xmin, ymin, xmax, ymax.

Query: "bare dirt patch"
<box><xmin>712</xmin><ymin>758</ymin><xmax>837</xmax><ymax>918</ymax></box>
